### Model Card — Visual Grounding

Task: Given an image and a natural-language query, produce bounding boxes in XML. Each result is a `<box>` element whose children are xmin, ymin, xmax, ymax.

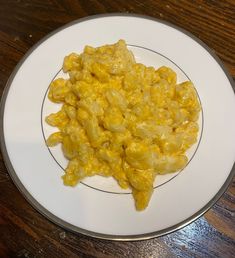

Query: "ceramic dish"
<box><xmin>1</xmin><ymin>14</ymin><xmax>235</xmax><ymax>240</ymax></box>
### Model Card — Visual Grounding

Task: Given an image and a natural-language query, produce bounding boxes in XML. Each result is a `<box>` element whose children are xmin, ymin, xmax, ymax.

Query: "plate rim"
<box><xmin>0</xmin><ymin>13</ymin><xmax>234</xmax><ymax>241</ymax></box>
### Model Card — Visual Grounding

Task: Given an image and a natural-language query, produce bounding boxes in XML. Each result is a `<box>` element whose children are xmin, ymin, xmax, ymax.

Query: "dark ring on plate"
<box><xmin>40</xmin><ymin>44</ymin><xmax>204</xmax><ymax>194</ymax></box>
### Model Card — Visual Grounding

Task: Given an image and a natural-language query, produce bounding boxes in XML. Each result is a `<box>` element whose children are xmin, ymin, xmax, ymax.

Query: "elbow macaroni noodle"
<box><xmin>46</xmin><ymin>40</ymin><xmax>200</xmax><ymax>210</ymax></box>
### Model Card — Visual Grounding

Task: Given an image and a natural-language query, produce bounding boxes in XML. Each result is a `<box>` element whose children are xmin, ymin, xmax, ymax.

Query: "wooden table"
<box><xmin>0</xmin><ymin>1</ymin><xmax>234</xmax><ymax>257</ymax></box>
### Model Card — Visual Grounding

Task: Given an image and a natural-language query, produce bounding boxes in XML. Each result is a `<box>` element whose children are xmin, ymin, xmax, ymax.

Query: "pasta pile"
<box><xmin>46</xmin><ymin>40</ymin><xmax>200</xmax><ymax>210</ymax></box>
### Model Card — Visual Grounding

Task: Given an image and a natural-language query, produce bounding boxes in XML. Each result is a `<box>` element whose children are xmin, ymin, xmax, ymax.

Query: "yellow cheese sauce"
<box><xmin>46</xmin><ymin>40</ymin><xmax>200</xmax><ymax>210</ymax></box>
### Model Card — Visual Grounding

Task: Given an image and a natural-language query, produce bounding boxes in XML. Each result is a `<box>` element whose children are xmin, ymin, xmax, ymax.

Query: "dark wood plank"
<box><xmin>0</xmin><ymin>0</ymin><xmax>234</xmax><ymax>257</ymax></box>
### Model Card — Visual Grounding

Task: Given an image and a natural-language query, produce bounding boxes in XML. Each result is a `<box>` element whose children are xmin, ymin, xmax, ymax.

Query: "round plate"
<box><xmin>1</xmin><ymin>14</ymin><xmax>235</xmax><ymax>241</ymax></box>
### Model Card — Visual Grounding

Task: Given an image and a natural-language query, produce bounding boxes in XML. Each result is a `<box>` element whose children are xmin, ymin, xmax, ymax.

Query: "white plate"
<box><xmin>1</xmin><ymin>14</ymin><xmax>235</xmax><ymax>240</ymax></box>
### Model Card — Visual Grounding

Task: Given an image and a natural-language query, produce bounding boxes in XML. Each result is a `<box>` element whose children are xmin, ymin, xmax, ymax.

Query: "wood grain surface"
<box><xmin>0</xmin><ymin>0</ymin><xmax>234</xmax><ymax>257</ymax></box>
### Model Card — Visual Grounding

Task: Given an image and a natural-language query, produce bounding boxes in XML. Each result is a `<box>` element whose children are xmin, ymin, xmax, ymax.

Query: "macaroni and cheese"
<box><xmin>46</xmin><ymin>40</ymin><xmax>200</xmax><ymax>210</ymax></box>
